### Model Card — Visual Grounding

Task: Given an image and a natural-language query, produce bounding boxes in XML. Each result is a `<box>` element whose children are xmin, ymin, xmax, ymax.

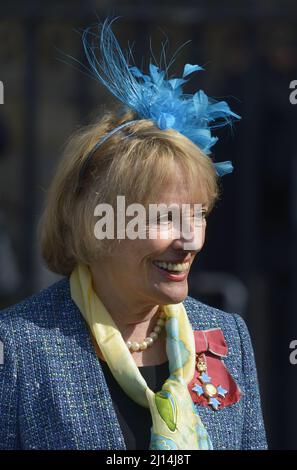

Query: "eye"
<box><xmin>156</xmin><ymin>212</ymin><xmax>173</xmax><ymax>224</ymax></box>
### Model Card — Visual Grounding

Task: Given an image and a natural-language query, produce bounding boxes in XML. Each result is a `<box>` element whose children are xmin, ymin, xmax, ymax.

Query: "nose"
<box><xmin>171</xmin><ymin>215</ymin><xmax>205</xmax><ymax>251</ymax></box>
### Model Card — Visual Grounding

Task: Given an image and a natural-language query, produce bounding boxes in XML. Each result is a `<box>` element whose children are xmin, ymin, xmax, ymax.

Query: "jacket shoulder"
<box><xmin>0</xmin><ymin>277</ymin><xmax>70</xmax><ymax>327</ymax></box>
<box><xmin>183</xmin><ymin>294</ymin><xmax>243</xmax><ymax>331</ymax></box>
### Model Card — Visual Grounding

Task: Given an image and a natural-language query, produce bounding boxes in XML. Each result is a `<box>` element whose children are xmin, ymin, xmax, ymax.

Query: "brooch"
<box><xmin>192</xmin><ymin>353</ymin><xmax>228</xmax><ymax>410</ymax></box>
<box><xmin>188</xmin><ymin>328</ymin><xmax>242</xmax><ymax>410</ymax></box>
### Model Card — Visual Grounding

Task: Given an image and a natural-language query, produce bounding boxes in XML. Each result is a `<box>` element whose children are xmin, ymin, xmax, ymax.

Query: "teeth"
<box><xmin>153</xmin><ymin>260</ymin><xmax>190</xmax><ymax>272</ymax></box>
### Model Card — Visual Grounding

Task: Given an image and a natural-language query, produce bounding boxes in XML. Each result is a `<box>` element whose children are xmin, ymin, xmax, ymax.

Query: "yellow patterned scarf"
<box><xmin>70</xmin><ymin>263</ymin><xmax>213</xmax><ymax>450</ymax></box>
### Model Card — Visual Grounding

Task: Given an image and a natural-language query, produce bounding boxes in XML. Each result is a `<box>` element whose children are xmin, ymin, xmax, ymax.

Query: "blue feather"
<box><xmin>79</xmin><ymin>17</ymin><xmax>240</xmax><ymax>174</ymax></box>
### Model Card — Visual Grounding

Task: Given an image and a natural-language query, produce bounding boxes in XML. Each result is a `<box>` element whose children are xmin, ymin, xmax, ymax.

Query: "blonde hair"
<box><xmin>38</xmin><ymin>108</ymin><xmax>221</xmax><ymax>276</ymax></box>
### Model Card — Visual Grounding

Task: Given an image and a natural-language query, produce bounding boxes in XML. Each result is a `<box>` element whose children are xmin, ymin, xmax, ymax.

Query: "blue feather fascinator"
<box><xmin>77</xmin><ymin>17</ymin><xmax>240</xmax><ymax>178</ymax></box>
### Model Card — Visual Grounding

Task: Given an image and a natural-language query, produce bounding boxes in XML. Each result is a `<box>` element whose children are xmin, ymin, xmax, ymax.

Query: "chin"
<box><xmin>158</xmin><ymin>284</ymin><xmax>188</xmax><ymax>304</ymax></box>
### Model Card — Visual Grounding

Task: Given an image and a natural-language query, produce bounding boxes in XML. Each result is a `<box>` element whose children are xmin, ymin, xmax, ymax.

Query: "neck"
<box><xmin>89</xmin><ymin>264</ymin><xmax>161</xmax><ymax>340</ymax></box>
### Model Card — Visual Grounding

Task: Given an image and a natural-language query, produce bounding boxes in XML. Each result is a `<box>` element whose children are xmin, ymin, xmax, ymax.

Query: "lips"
<box><xmin>153</xmin><ymin>260</ymin><xmax>190</xmax><ymax>272</ymax></box>
<box><xmin>152</xmin><ymin>262</ymin><xmax>189</xmax><ymax>282</ymax></box>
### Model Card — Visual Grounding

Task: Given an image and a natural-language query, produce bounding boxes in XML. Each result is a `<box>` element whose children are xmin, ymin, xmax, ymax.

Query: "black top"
<box><xmin>99</xmin><ymin>358</ymin><xmax>170</xmax><ymax>450</ymax></box>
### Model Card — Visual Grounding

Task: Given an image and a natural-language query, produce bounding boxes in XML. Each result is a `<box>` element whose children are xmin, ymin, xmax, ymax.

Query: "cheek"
<box><xmin>144</xmin><ymin>228</ymin><xmax>175</xmax><ymax>250</ymax></box>
<box><xmin>130</xmin><ymin>237</ymin><xmax>172</xmax><ymax>262</ymax></box>
<box><xmin>120</xmin><ymin>239</ymin><xmax>154</xmax><ymax>260</ymax></box>
<box><xmin>147</xmin><ymin>223</ymin><xmax>177</xmax><ymax>245</ymax></box>
<box><xmin>192</xmin><ymin>222</ymin><xmax>207</xmax><ymax>252</ymax></box>
<box><xmin>112</xmin><ymin>241</ymin><xmax>140</xmax><ymax>269</ymax></box>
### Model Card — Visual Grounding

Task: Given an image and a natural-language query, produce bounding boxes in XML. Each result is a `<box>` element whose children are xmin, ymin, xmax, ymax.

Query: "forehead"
<box><xmin>150</xmin><ymin>167</ymin><xmax>209</xmax><ymax>207</ymax></box>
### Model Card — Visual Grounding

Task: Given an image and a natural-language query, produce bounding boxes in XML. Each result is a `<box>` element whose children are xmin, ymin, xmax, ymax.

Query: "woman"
<box><xmin>0</xmin><ymin>19</ymin><xmax>267</xmax><ymax>450</ymax></box>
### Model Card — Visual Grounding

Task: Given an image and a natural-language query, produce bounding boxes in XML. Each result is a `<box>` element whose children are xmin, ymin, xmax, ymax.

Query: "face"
<box><xmin>93</xmin><ymin>168</ymin><xmax>208</xmax><ymax>308</ymax></box>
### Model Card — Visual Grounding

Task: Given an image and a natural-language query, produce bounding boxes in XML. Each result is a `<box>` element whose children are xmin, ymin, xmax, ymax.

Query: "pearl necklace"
<box><xmin>126</xmin><ymin>309</ymin><xmax>166</xmax><ymax>352</ymax></box>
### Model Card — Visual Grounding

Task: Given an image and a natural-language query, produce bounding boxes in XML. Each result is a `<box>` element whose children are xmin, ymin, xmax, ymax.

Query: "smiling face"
<box><xmin>93</xmin><ymin>166</ymin><xmax>208</xmax><ymax>308</ymax></box>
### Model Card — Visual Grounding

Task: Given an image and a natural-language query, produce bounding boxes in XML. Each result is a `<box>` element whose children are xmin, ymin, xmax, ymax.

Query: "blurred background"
<box><xmin>0</xmin><ymin>0</ymin><xmax>297</xmax><ymax>450</ymax></box>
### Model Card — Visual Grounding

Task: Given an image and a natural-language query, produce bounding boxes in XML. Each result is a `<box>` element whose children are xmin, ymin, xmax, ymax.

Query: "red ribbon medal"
<box><xmin>188</xmin><ymin>328</ymin><xmax>242</xmax><ymax>410</ymax></box>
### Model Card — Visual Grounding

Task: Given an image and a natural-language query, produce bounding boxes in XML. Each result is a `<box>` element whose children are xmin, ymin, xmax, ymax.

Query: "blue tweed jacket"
<box><xmin>0</xmin><ymin>277</ymin><xmax>267</xmax><ymax>450</ymax></box>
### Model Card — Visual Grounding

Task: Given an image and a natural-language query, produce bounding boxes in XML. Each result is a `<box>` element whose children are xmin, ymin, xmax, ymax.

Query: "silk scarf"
<box><xmin>70</xmin><ymin>263</ymin><xmax>213</xmax><ymax>450</ymax></box>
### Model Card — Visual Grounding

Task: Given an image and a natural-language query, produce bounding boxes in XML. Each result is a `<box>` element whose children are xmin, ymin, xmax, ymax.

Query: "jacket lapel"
<box><xmin>55</xmin><ymin>278</ymin><xmax>126</xmax><ymax>449</ymax></box>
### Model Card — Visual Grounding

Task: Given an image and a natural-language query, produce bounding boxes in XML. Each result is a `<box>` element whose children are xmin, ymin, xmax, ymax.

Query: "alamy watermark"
<box><xmin>94</xmin><ymin>196</ymin><xmax>205</xmax><ymax>250</ymax></box>
<box><xmin>289</xmin><ymin>340</ymin><xmax>297</xmax><ymax>365</ymax></box>
<box><xmin>289</xmin><ymin>80</ymin><xmax>297</xmax><ymax>104</ymax></box>
<box><xmin>0</xmin><ymin>81</ymin><xmax>3</xmax><ymax>104</ymax></box>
